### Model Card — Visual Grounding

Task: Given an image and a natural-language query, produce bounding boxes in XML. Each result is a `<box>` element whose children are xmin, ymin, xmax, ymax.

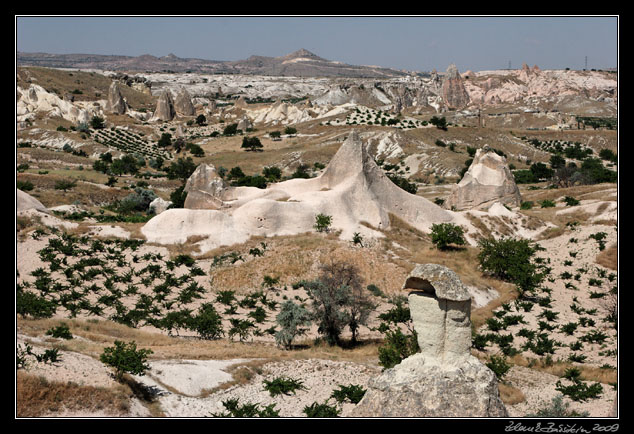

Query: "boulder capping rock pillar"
<box><xmin>351</xmin><ymin>263</ymin><xmax>508</xmax><ymax>417</ymax></box>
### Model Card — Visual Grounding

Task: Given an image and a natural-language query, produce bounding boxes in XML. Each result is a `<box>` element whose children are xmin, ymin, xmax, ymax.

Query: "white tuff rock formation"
<box><xmin>445</xmin><ymin>146</ymin><xmax>521</xmax><ymax>211</ymax></box>
<box><xmin>106</xmin><ymin>81</ymin><xmax>127</xmax><ymax>114</ymax></box>
<box><xmin>352</xmin><ymin>264</ymin><xmax>508</xmax><ymax>417</ymax></box>
<box><xmin>153</xmin><ymin>89</ymin><xmax>176</xmax><ymax>121</ymax></box>
<box><xmin>141</xmin><ymin>130</ymin><xmax>462</xmax><ymax>254</ymax></box>
<box><xmin>17</xmin><ymin>84</ymin><xmax>95</xmax><ymax>124</ymax></box>
<box><xmin>174</xmin><ymin>87</ymin><xmax>195</xmax><ymax>116</ymax></box>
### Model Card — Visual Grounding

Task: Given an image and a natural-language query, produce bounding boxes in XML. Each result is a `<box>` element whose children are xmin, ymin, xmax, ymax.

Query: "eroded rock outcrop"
<box><xmin>445</xmin><ymin>146</ymin><xmax>521</xmax><ymax>211</ymax></box>
<box><xmin>141</xmin><ymin>130</ymin><xmax>460</xmax><ymax>254</ymax></box>
<box><xmin>352</xmin><ymin>264</ymin><xmax>508</xmax><ymax>417</ymax></box>
<box><xmin>183</xmin><ymin>164</ymin><xmax>228</xmax><ymax>210</ymax></box>
<box><xmin>154</xmin><ymin>89</ymin><xmax>176</xmax><ymax>121</ymax></box>
<box><xmin>441</xmin><ymin>64</ymin><xmax>471</xmax><ymax>109</ymax></box>
<box><xmin>106</xmin><ymin>81</ymin><xmax>127</xmax><ymax>114</ymax></box>
<box><xmin>174</xmin><ymin>87</ymin><xmax>195</xmax><ymax>116</ymax></box>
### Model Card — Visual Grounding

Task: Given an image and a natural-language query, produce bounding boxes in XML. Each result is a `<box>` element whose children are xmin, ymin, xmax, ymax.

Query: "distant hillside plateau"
<box><xmin>17</xmin><ymin>49</ymin><xmax>411</xmax><ymax>78</ymax></box>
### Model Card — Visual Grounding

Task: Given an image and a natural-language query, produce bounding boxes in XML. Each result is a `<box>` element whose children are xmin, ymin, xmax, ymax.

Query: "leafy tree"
<box><xmin>157</xmin><ymin>132</ymin><xmax>173</xmax><ymax>148</ymax></box>
<box><xmin>304</xmin><ymin>279</ymin><xmax>351</xmax><ymax>346</ymax></box>
<box><xmin>191</xmin><ymin>303</ymin><xmax>224</xmax><ymax>340</ymax></box>
<box><xmin>275</xmin><ymin>301</ymin><xmax>312</xmax><ymax>349</ymax></box>
<box><xmin>169</xmin><ymin>185</ymin><xmax>187</xmax><ymax>208</ymax></box>
<box><xmin>195</xmin><ymin>114</ymin><xmax>207</xmax><ymax>126</ymax></box>
<box><xmin>291</xmin><ymin>164</ymin><xmax>311</xmax><ymax>179</ymax></box>
<box><xmin>580</xmin><ymin>158</ymin><xmax>617</xmax><ymax>184</ymax></box>
<box><xmin>110</xmin><ymin>155</ymin><xmax>140</xmax><ymax>176</ymax></box>
<box><xmin>304</xmin><ymin>261</ymin><xmax>373</xmax><ymax>346</ymax></box>
<box><xmin>241</xmin><ymin>136</ymin><xmax>263</xmax><ymax>152</ymax></box>
<box><xmin>226</xmin><ymin>166</ymin><xmax>245</xmax><ymax>181</ymax></box>
<box><xmin>599</xmin><ymin>148</ymin><xmax>617</xmax><ymax>163</ymax></box>
<box><xmin>118</xmin><ymin>187</ymin><xmax>157</xmax><ymax>213</ymax></box>
<box><xmin>430</xmin><ymin>223</ymin><xmax>466</xmax><ymax>250</ymax></box>
<box><xmin>429</xmin><ymin>116</ymin><xmax>447</xmax><ymax>130</ymax></box>
<box><xmin>549</xmin><ymin>154</ymin><xmax>566</xmax><ymax>169</ymax></box>
<box><xmin>90</xmin><ymin>115</ymin><xmax>105</xmax><ymax>130</ymax></box>
<box><xmin>223</xmin><ymin>123</ymin><xmax>238</xmax><ymax>136</ymax></box>
<box><xmin>513</xmin><ymin>169</ymin><xmax>538</xmax><ymax>184</ymax></box>
<box><xmin>167</xmin><ymin>157</ymin><xmax>197</xmax><ymax>183</ymax></box>
<box><xmin>477</xmin><ymin>237</ymin><xmax>546</xmax><ymax>294</ymax></box>
<box><xmin>320</xmin><ymin>261</ymin><xmax>375</xmax><ymax>344</ymax></box>
<box><xmin>387</xmin><ymin>174</ymin><xmax>417</xmax><ymax>194</ymax></box>
<box><xmin>99</xmin><ymin>340</ymin><xmax>153</xmax><ymax>381</ymax></box>
<box><xmin>262</xmin><ymin>166</ymin><xmax>281</xmax><ymax>181</ymax></box>
<box><xmin>269</xmin><ymin>131</ymin><xmax>281</xmax><ymax>140</ymax></box>
<box><xmin>54</xmin><ymin>179</ymin><xmax>77</xmax><ymax>192</ymax></box>
<box><xmin>186</xmin><ymin>143</ymin><xmax>205</xmax><ymax>157</ymax></box>
<box><xmin>530</xmin><ymin>162</ymin><xmax>554</xmax><ymax>180</ymax></box>
<box><xmin>284</xmin><ymin>126</ymin><xmax>297</xmax><ymax>136</ymax></box>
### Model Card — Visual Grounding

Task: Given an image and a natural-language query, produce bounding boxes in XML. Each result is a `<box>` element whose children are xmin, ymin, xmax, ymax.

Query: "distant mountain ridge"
<box><xmin>17</xmin><ymin>49</ymin><xmax>409</xmax><ymax>78</ymax></box>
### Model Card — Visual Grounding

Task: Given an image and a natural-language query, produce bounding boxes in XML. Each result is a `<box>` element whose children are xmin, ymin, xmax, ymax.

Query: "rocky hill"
<box><xmin>17</xmin><ymin>49</ymin><xmax>409</xmax><ymax>78</ymax></box>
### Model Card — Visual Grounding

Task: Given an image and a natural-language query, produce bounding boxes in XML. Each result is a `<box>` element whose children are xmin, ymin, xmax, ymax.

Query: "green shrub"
<box><xmin>17</xmin><ymin>180</ymin><xmax>35</xmax><ymax>191</ymax></box>
<box><xmin>223</xmin><ymin>123</ymin><xmax>238</xmax><ymax>136</ymax></box>
<box><xmin>212</xmin><ymin>398</ymin><xmax>279</xmax><ymax>417</ymax></box>
<box><xmin>45</xmin><ymin>324</ymin><xmax>73</xmax><ymax>340</ymax></box>
<box><xmin>314</xmin><ymin>213</ymin><xmax>332</xmax><ymax>233</ymax></box>
<box><xmin>99</xmin><ymin>340</ymin><xmax>153</xmax><ymax>381</ymax></box>
<box><xmin>228</xmin><ymin>318</ymin><xmax>255</xmax><ymax>342</ymax></box>
<box><xmin>263</xmin><ymin>376</ymin><xmax>306</xmax><ymax>397</ymax></box>
<box><xmin>377</xmin><ymin>328</ymin><xmax>419</xmax><ymax>369</ymax></box>
<box><xmin>486</xmin><ymin>355</ymin><xmax>511</xmax><ymax>380</ymax></box>
<box><xmin>330</xmin><ymin>384</ymin><xmax>366</xmax><ymax>404</ymax></box>
<box><xmin>191</xmin><ymin>303</ymin><xmax>224</xmax><ymax>340</ymax></box>
<box><xmin>555</xmin><ymin>379</ymin><xmax>603</xmax><ymax>402</ymax></box>
<box><xmin>303</xmin><ymin>401</ymin><xmax>340</xmax><ymax>418</ymax></box>
<box><xmin>54</xmin><ymin>179</ymin><xmax>77</xmax><ymax>192</ymax></box>
<box><xmin>366</xmin><ymin>284</ymin><xmax>386</xmax><ymax>298</ymax></box>
<box><xmin>16</xmin><ymin>290</ymin><xmax>57</xmax><ymax>319</ymax></box>
<box><xmin>430</xmin><ymin>223</ymin><xmax>466</xmax><ymax>250</ymax></box>
<box><xmin>477</xmin><ymin>237</ymin><xmax>545</xmax><ymax>294</ymax></box>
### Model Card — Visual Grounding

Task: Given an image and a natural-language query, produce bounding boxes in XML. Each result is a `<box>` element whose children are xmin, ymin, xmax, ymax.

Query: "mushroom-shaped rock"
<box><xmin>351</xmin><ymin>263</ymin><xmax>507</xmax><ymax>418</ymax></box>
<box><xmin>404</xmin><ymin>264</ymin><xmax>472</xmax><ymax>365</ymax></box>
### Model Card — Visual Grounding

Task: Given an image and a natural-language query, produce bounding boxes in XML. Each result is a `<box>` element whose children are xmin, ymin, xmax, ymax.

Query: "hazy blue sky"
<box><xmin>16</xmin><ymin>16</ymin><xmax>618</xmax><ymax>72</ymax></box>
